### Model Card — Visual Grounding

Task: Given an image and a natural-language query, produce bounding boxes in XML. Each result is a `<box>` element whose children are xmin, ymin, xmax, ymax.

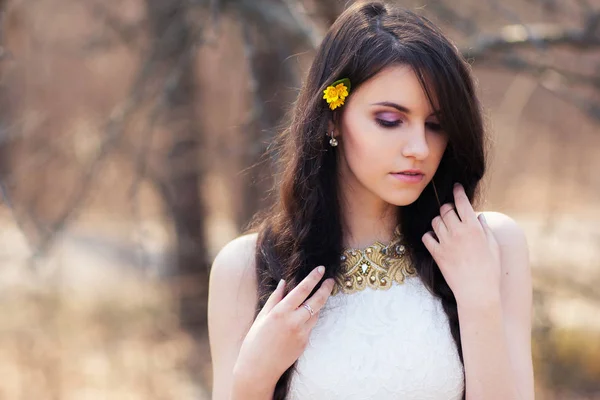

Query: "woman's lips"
<box><xmin>390</xmin><ymin>172</ymin><xmax>425</xmax><ymax>183</ymax></box>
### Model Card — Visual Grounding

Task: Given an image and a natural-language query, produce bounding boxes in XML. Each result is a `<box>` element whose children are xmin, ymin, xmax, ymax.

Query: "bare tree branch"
<box><xmin>235</xmin><ymin>0</ymin><xmax>321</xmax><ymax>49</ymax></box>
<box><xmin>27</xmin><ymin>16</ymin><xmax>203</xmax><ymax>260</ymax></box>
<box><xmin>82</xmin><ymin>2</ymin><xmax>144</xmax><ymax>52</ymax></box>
<box><xmin>539</xmin><ymin>80</ymin><xmax>600</xmax><ymax>121</ymax></box>
<box><xmin>427</xmin><ymin>0</ymin><xmax>478</xmax><ymax>36</ymax></box>
<box><xmin>464</xmin><ymin>14</ymin><xmax>600</xmax><ymax>60</ymax></box>
<box><xmin>301</xmin><ymin>0</ymin><xmax>345</xmax><ymax>27</ymax></box>
<box><xmin>482</xmin><ymin>54</ymin><xmax>600</xmax><ymax>90</ymax></box>
<box><xmin>236</xmin><ymin>6</ymin><xmax>301</xmax><ymax>226</ymax></box>
<box><xmin>280</xmin><ymin>0</ymin><xmax>323</xmax><ymax>48</ymax></box>
<box><xmin>474</xmin><ymin>52</ymin><xmax>600</xmax><ymax>121</ymax></box>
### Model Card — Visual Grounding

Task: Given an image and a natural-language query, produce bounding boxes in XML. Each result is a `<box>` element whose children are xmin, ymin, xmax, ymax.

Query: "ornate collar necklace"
<box><xmin>332</xmin><ymin>226</ymin><xmax>418</xmax><ymax>295</ymax></box>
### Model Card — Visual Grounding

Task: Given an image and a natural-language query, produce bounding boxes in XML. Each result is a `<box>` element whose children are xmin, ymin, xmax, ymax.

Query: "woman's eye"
<box><xmin>376</xmin><ymin>118</ymin><xmax>401</xmax><ymax>128</ymax></box>
<box><xmin>426</xmin><ymin>122</ymin><xmax>443</xmax><ymax>132</ymax></box>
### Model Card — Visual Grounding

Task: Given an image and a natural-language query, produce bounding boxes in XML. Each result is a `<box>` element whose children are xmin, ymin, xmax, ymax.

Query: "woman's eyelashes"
<box><xmin>426</xmin><ymin>122</ymin><xmax>443</xmax><ymax>132</ymax></box>
<box><xmin>374</xmin><ymin>111</ymin><xmax>402</xmax><ymax>128</ymax></box>
<box><xmin>375</xmin><ymin>118</ymin><xmax>401</xmax><ymax>128</ymax></box>
<box><xmin>374</xmin><ymin>117</ymin><xmax>443</xmax><ymax>132</ymax></box>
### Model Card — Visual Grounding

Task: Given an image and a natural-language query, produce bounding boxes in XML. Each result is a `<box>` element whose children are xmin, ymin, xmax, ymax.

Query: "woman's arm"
<box><xmin>459</xmin><ymin>212</ymin><xmax>534</xmax><ymax>400</ymax></box>
<box><xmin>208</xmin><ymin>233</ymin><xmax>277</xmax><ymax>400</ymax></box>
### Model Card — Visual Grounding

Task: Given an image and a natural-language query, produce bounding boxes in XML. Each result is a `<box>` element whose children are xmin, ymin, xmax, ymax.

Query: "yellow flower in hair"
<box><xmin>329</xmin><ymin>97</ymin><xmax>345</xmax><ymax>110</ymax></box>
<box><xmin>323</xmin><ymin>78</ymin><xmax>351</xmax><ymax>110</ymax></box>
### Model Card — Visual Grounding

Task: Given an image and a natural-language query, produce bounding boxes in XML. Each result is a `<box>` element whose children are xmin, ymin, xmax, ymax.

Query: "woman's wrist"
<box><xmin>456</xmin><ymin>289</ymin><xmax>502</xmax><ymax>314</ymax></box>
<box><xmin>232</xmin><ymin>361</ymin><xmax>279</xmax><ymax>400</ymax></box>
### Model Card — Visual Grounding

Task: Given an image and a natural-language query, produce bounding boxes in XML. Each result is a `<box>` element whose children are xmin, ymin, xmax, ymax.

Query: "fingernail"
<box><xmin>317</xmin><ymin>266</ymin><xmax>325</xmax><ymax>274</ymax></box>
<box><xmin>454</xmin><ymin>182</ymin><xmax>460</xmax><ymax>188</ymax></box>
<box><xmin>277</xmin><ymin>279</ymin><xmax>285</xmax><ymax>289</ymax></box>
<box><xmin>479</xmin><ymin>214</ymin><xmax>487</xmax><ymax>224</ymax></box>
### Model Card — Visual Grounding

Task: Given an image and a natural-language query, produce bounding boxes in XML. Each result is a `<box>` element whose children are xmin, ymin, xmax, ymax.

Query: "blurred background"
<box><xmin>0</xmin><ymin>0</ymin><xmax>598</xmax><ymax>399</ymax></box>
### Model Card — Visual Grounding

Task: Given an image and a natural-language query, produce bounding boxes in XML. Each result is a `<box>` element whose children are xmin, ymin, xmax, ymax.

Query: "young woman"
<box><xmin>208</xmin><ymin>2</ymin><xmax>534</xmax><ymax>399</ymax></box>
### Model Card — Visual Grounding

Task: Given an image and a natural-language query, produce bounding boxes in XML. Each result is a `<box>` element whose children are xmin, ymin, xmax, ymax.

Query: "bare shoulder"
<box><xmin>477</xmin><ymin>211</ymin><xmax>528</xmax><ymax>251</ymax></box>
<box><xmin>208</xmin><ymin>233</ymin><xmax>260</xmax><ymax>399</ymax></box>
<box><xmin>477</xmin><ymin>211</ymin><xmax>530</xmax><ymax>279</ymax></box>
<box><xmin>477</xmin><ymin>211</ymin><xmax>531</xmax><ymax>307</ymax></box>
<box><xmin>209</xmin><ymin>232</ymin><xmax>260</xmax><ymax>316</ymax></box>
<box><xmin>210</xmin><ymin>233</ymin><xmax>259</xmax><ymax>288</ymax></box>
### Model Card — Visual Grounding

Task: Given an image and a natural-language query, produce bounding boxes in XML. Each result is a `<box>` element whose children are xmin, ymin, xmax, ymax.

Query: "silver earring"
<box><xmin>329</xmin><ymin>130</ymin><xmax>338</xmax><ymax>147</ymax></box>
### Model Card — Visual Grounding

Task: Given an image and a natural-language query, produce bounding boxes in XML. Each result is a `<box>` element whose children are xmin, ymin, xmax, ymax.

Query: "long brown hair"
<box><xmin>249</xmin><ymin>2</ymin><xmax>486</xmax><ymax>398</ymax></box>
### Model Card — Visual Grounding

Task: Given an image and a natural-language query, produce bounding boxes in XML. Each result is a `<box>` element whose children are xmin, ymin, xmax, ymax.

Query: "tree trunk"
<box><xmin>237</xmin><ymin>11</ymin><xmax>301</xmax><ymax>229</ymax></box>
<box><xmin>145</xmin><ymin>0</ymin><xmax>209</xmax><ymax>346</ymax></box>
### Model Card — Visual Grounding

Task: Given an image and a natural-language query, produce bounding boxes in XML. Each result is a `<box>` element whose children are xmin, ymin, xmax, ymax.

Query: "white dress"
<box><xmin>288</xmin><ymin>274</ymin><xmax>465</xmax><ymax>400</ymax></box>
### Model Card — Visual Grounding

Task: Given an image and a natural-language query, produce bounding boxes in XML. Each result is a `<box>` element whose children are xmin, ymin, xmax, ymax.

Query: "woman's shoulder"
<box><xmin>208</xmin><ymin>233</ymin><xmax>260</xmax><ymax>341</ymax></box>
<box><xmin>476</xmin><ymin>211</ymin><xmax>530</xmax><ymax>293</ymax></box>
<box><xmin>477</xmin><ymin>211</ymin><xmax>527</xmax><ymax>249</ymax></box>
<box><xmin>213</xmin><ymin>232</ymin><xmax>259</xmax><ymax>266</ymax></box>
<box><xmin>208</xmin><ymin>233</ymin><xmax>260</xmax><ymax>396</ymax></box>
<box><xmin>210</xmin><ymin>232</ymin><xmax>259</xmax><ymax>287</ymax></box>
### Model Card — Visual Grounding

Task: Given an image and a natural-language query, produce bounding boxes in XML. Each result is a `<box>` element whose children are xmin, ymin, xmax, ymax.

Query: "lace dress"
<box><xmin>288</xmin><ymin>274</ymin><xmax>465</xmax><ymax>399</ymax></box>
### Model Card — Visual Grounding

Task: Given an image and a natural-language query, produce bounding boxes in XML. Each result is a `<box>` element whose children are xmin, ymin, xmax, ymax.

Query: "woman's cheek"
<box><xmin>349</xmin><ymin>137</ymin><xmax>382</xmax><ymax>179</ymax></box>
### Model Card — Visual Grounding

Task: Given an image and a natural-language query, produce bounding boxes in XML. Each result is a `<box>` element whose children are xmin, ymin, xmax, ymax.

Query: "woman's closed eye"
<box><xmin>376</xmin><ymin>118</ymin><xmax>401</xmax><ymax>128</ymax></box>
<box><xmin>426</xmin><ymin>122</ymin><xmax>443</xmax><ymax>132</ymax></box>
<box><xmin>375</xmin><ymin>118</ymin><xmax>444</xmax><ymax>132</ymax></box>
<box><xmin>375</xmin><ymin>112</ymin><xmax>402</xmax><ymax>128</ymax></box>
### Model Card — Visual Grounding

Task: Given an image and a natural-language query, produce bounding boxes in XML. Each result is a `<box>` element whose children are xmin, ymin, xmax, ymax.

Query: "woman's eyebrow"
<box><xmin>370</xmin><ymin>101</ymin><xmax>440</xmax><ymax>117</ymax></box>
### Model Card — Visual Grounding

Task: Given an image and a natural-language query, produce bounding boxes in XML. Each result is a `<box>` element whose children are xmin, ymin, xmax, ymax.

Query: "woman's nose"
<box><xmin>401</xmin><ymin>124</ymin><xmax>430</xmax><ymax>160</ymax></box>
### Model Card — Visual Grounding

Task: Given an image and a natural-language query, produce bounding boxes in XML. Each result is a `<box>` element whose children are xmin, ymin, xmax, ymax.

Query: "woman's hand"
<box><xmin>233</xmin><ymin>266</ymin><xmax>336</xmax><ymax>389</ymax></box>
<box><xmin>422</xmin><ymin>183</ymin><xmax>501</xmax><ymax>307</ymax></box>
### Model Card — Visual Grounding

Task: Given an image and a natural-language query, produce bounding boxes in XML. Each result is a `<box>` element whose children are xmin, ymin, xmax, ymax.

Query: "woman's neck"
<box><xmin>338</xmin><ymin>183</ymin><xmax>399</xmax><ymax>250</ymax></box>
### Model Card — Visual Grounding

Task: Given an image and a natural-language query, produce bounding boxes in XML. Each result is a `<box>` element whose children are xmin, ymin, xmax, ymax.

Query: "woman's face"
<box><xmin>336</xmin><ymin>65</ymin><xmax>449</xmax><ymax>207</ymax></box>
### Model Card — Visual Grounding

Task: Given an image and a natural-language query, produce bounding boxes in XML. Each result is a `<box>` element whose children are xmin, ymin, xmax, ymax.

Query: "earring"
<box><xmin>329</xmin><ymin>130</ymin><xmax>338</xmax><ymax>147</ymax></box>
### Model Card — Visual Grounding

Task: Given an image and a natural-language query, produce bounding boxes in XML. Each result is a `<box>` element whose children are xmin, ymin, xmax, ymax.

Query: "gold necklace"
<box><xmin>332</xmin><ymin>226</ymin><xmax>418</xmax><ymax>295</ymax></box>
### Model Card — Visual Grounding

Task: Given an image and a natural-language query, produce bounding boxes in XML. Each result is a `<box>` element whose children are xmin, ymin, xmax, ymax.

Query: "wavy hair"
<box><xmin>249</xmin><ymin>2</ymin><xmax>486</xmax><ymax>399</ymax></box>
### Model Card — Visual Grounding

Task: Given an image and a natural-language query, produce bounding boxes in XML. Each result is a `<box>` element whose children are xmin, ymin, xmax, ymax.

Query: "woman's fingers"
<box><xmin>278</xmin><ymin>266</ymin><xmax>326</xmax><ymax>311</ymax></box>
<box><xmin>293</xmin><ymin>278</ymin><xmax>335</xmax><ymax>324</ymax></box>
<box><xmin>432</xmin><ymin>185</ymin><xmax>477</xmax><ymax>240</ymax></box>
<box><xmin>439</xmin><ymin>202</ymin><xmax>461</xmax><ymax>227</ymax></box>
<box><xmin>453</xmin><ymin>183</ymin><xmax>477</xmax><ymax>223</ymax></box>
<box><xmin>431</xmin><ymin>215</ymin><xmax>448</xmax><ymax>240</ymax></box>
<box><xmin>259</xmin><ymin>279</ymin><xmax>286</xmax><ymax>316</ymax></box>
<box><xmin>422</xmin><ymin>230</ymin><xmax>441</xmax><ymax>260</ymax></box>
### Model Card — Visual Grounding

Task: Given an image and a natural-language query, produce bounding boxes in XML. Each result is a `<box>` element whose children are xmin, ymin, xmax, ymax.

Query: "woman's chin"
<box><xmin>381</xmin><ymin>191</ymin><xmax>422</xmax><ymax>207</ymax></box>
